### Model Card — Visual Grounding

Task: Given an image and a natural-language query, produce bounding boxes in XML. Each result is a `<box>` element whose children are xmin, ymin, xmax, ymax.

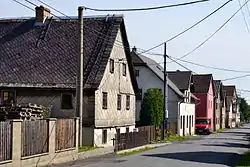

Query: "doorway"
<box><xmin>183</xmin><ymin>116</ymin><xmax>185</xmax><ymax>136</ymax></box>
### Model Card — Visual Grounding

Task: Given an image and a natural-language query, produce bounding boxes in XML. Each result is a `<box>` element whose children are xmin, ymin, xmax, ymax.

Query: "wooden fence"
<box><xmin>115</xmin><ymin>131</ymin><xmax>149</xmax><ymax>151</ymax></box>
<box><xmin>55</xmin><ymin>119</ymin><xmax>76</xmax><ymax>151</ymax></box>
<box><xmin>0</xmin><ymin>121</ymin><xmax>12</xmax><ymax>162</ymax></box>
<box><xmin>21</xmin><ymin>120</ymin><xmax>49</xmax><ymax>157</ymax></box>
<box><xmin>137</xmin><ymin>125</ymin><xmax>156</xmax><ymax>142</ymax></box>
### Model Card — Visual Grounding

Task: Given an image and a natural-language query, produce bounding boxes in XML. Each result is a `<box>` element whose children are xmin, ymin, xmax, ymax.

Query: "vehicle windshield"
<box><xmin>196</xmin><ymin>119</ymin><xmax>209</xmax><ymax>124</ymax></box>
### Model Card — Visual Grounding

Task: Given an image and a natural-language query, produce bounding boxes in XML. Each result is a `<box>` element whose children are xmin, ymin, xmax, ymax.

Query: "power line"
<box><xmin>22</xmin><ymin>0</ymin><xmax>62</xmax><ymax>19</ymax></box>
<box><xmin>12</xmin><ymin>0</ymin><xmax>35</xmax><ymax>11</ymax></box>
<box><xmin>222</xmin><ymin>74</ymin><xmax>250</xmax><ymax>81</ymax></box>
<box><xmin>36</xmin><ymin>0</ymin><xmax>71</xmax><ymax>19</ymax></box>
<box><xmin>244</xmin><ymin>0</ymin><xmax>250</xmax><ymax>18</ymax></box>
<box><xmin>144</xmin><ymin>52</ymin><xmax>250</xmax><ymax>73</ymax></box>
<box><xmin>177</xmin><ymin>58</ymin><xmax>250</xmax><ymax>73</ymax></box>
<box><xmin>169</xmin><ymin>0</ymin><xmax>250</xmax><ymax>62</ymax></box>
<box><xmin>83</xmin><ymin>0</ymin><xmax>209</xmax><ymax>12</ymax></box>
<box><xmin>238</xmin><ymin>89</ymin><xmax>250</xmax><ymax>92</ymax></box>
<box><xmin>237</xmin><ymin>0</ymin><xmax>250</xmax><ymax>33</ymax></box>
<box><xmin>140</xmin><ymin>0</ymin><xmax>232</xmax><ymax>54</ymax></box>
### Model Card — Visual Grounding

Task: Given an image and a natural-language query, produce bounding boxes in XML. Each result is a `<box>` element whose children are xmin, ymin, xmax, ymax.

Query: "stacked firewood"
<box><xmin>0</xmin><ymin>103</ymin><xmax>45</xmax><ymax>121</ymax></box>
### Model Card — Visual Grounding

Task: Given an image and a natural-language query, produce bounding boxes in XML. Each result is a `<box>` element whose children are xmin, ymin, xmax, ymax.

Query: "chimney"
<box><xmin>35</xmin><ymin>5</ymin><xmax>51</xmax><ymax>25</ymax></box>
<box><xmin>132</xmin><ymin>46</ymin><xmax>137</xmax><ymax>52</ymax></box>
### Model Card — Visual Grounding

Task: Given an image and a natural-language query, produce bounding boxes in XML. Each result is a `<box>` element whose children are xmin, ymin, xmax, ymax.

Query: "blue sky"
<box><xmin>1</xmin><ymin>0</ymin><xmax>250</xmax><ymax>100</ymax></box>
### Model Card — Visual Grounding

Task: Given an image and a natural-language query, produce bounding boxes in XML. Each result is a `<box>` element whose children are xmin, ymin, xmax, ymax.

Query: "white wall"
<box><xmin>95</xmin><ymin>29</ymin><xmax>136</xmax><ymax>128</ymax></box>
<box><xmin>93</xmin><ymin>125</ymin><xmax>135</xmax><ymax>147</ymax></box>
<box><xmin>179</xmin><ymin>103</ymin><xmax>195</xmax><ymax>136</ymax></box>
<box><xmin>134</xmin><ymin>66</ymin><xmax>180</xmax><ymax>123</ymax></box>
<box><xmin>91</xmin><ymin>29</ymin><xmax>136</xmax><ymax>146</ymax></box>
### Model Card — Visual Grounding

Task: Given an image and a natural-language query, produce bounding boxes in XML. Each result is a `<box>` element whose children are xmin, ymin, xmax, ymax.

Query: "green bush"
<box><xmin>140</xmin><ymin>88</ymin><xmax>163</xmax><ymax>126</ymax></box>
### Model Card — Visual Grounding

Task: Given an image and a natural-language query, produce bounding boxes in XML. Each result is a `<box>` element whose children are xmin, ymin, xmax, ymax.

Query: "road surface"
<box><xmin>53</xmin><ymin>124</ymin><xmax>250</xmax><ymax>167</ymax></box>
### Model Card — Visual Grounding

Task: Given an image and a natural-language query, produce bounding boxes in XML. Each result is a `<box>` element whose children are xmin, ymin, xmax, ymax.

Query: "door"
<box><xmin>183</xmin><ymin>116</ymin><xmax>185</xmax><ymax>136</ymax></box>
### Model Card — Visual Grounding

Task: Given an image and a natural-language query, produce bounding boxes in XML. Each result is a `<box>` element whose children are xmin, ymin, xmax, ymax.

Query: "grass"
<box><xmin>118</xmin><ymin>147</ymin><xmax>155</xmax><ymax>156</ymax></box>
<box><xmin>152</xmin><ymin>135</ymin><xmax>192</xmax><ymax>143</ymax></box>
<box><xmin>78</xmin><ymin>146</ymin><xmax>103</xmax><ymax>153</ymax></box>
<box><xmin>213</xmin><ymin>128</ymin><xmax>229</xmax><ymax>134</ymax></box>
<box><xmin>163</xmin><ymin>135</ymin><xmax>191</xmax><ymax>142</ymax></box>
<box><xmin>236</xmin><ymin>151</ymin><xmax>250</xmax><ymax>167</ymax></box>
<box><xmin>213</xmin><ymin>128</ymin><xmax>226</xmax><ymax>134</ymax></box>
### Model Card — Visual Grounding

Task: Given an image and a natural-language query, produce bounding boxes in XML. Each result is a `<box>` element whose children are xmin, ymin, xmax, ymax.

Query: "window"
<box><xmin>122</xmin><ymin>63</ymin><xmax>126</xmax><ymax>76</ymax></box>
<box><xmin>191</xmin><ymin>115</ymin><xmax>193</xmax><ymax>127</ymax></box>
<box><xmin>102</xmin><ymin>129</ymin><xmax>107</xmax><ymax>144</ymax></box>
<box><xmin>61</xmin><ymin>93</ymin><xmax>73</xmax><ymax>109</ymax></box>
<box><xmin>136</xmin><ymin>89</ymin><xmax>142</xmax><ymax>100</ymax></box>
<box><xmin>110</xmin><ymin>59</ymin><xmax>114</xmax><ymax>73</ymax></box>
<box><xmin>135</xmin><ymin>69</ymin><xmax>139</xmax><ymax>76</ymax></box>
<box><xmin>126</xmin><ymin>95</ymin><xmax>130</xmax><ymax>110</ymax></box>
<box><xmin>117</xmin><ymin>94</ymin><xmax>121</xmax><ymax>110</ymax></box>
<box><xmin>126</xmin><ymin>127</ymin><xmax>129</xmax><ymax>133</ymax></box>
<box><xmin>189</xmin><ymin>115</ymin><xmax>191</xmax><ymax>128</ymax></box>
<box><xmin>183</xmin><ymin>116</ymin><xmax>185</xmax><ymax>129</ymax></box>
<box><xmin>181</xmin><ymin>116</ymin><xmax>183</xmax><ymax>129</ymax></box>
<box><xmin>102</xmin><ymin>92</ymin><xmax>108</xmax><ymax>109</ymax></box>
<box><xmin>186</xmin><ymin>116</ymin><xmax>188</xmax><ymax>128</ymax></box>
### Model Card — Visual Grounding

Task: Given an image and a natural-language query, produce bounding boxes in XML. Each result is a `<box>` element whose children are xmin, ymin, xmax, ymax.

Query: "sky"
<box><xmin>1</xmin><ymin>0</ymin><xmax>250</xmax><ymax>100</ymax></box>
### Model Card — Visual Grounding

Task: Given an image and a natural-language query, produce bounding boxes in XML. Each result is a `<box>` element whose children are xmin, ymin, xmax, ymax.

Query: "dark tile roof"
<box><xmin>131</xmin><ymin>50</ymin><xmax>146</xmax><ymax>66</ymax></box>
<box><xmin>0</xmin><ymin>15</ymin><xmax>138</xmax><ymax>90</ymax></box>
<box><xmin>131</xmin><ymin>50</ymin><xmax>184</xmax><ymax>97</ymax></box>
<box><xmin>167</xmin><ymin>71</ymin><xmax>192</xmax><ymax>91</ymax></box>
<box><xmin>213</xmin><ymin>80</ymin><xmax>222</xmax><ymax>98</ymax></box>
<box><xmin>192</xmin><ymin>74</ymin><xmax>213</xmax><ymax>93</ymax></box>
<box><xmin>222</xmin><ymin>85</ymin><xmax>236</xmax><ymax>97</ymax></box>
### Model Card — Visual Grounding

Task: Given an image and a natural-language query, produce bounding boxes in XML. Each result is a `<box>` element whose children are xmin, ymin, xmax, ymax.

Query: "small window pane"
<box><xmin>126</xmin><ymin>95</ymin><xmax>130</xmax><ymax>110</ymax></box>
<box><xmin>135</xmin><ymin>69</ymin><xmax>139</xmax><ymax>76</ymax></box>
<box><xmin>122</xmin><ymin>63</ymin><xmax>126</xmax><ymax>76</ymax></box>
<box><xmin>61</xmin><ymin>93</ymin><xmax>73</xmax><ymax>109</ymax></box>
<box><xmin>103</xmin><ymin>92</ymin><xmax>108</xmax><ymax>109</ymax></box>
<box><xmin>110</xmin><ymin>59</ymin><xmax>114</xmax><ymax>73</ymax></box>
<box><xmin>117</xmin><ymin>94</ymin><xmax>121</xmax><ymax>110</ymax></box>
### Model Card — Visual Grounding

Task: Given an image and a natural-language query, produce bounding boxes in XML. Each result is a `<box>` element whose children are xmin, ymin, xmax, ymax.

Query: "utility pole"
<box><xmin>77</xmin><ymin>6</ymin><xmax>84</xmax><ymax>146</ymax></box>
<box><xmin>161</xmin><ymin>42</ymin><xmax>167</xmax><ymax>140</ymax></box>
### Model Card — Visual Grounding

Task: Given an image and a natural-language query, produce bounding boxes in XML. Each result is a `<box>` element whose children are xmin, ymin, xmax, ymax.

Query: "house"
<box><xmin>167</xmin><ymin>70</ymin><xmax>200</xmax><ymax>136</ymax></box>
<box><xmin>0</xmin><ymin>6</ymin><xmax>138</xmax><ymax>146</ymax></box>
<box><xmin>191</xmin><ymin>74</ymin><xmax>214</xmax><ymax>133</ymax></box>
<box><xmin>213</xmin><ymin>80</ymin><xmax>222</xmax><ymax>131</ymax></box>
<box><xmin>220</xmin><ymin>85</ymin><xmax>227</xmax><ymax>129</ymax></box>
<box><xmin>131</xmin><ymin>49</ymin><xmax>197</xmax><ymax>136</ymax></box>
<box><xmin>223</xmin><ymin>85</ymin><xmax>238</xmax><ymax>128</ymax></box>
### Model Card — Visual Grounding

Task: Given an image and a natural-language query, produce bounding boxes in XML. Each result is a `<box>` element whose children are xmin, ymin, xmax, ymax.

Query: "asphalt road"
<box><xmin>53</xmin><ymin>124</ymin><xmax>250</xmax><ymax>167</ymax></box>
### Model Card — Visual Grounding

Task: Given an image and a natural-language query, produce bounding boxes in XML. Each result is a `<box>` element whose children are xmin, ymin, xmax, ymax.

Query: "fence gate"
<box><xmin>0</xmin><ymin>121</ymin><xmax>12</xmax><ymax>162</ymax></box>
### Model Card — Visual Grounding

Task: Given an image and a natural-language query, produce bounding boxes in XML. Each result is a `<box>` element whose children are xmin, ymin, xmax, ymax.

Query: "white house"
<box><xmin>0</xmin><ymin>6</ymin><xmax>138</xmax><ymax>147</ymax></box>
<box><xmin>223</xmin><ymin>85</ymin><xmax>238</xmax><ymax>128</ymax></box>
<box><xmin>131</xmin><ymin>48</ymin><xmax>198</xmax><ymax>136</ymax></box>
<box><xmin>168</xmin><ymin>71</ymin><xmax>199</xmax><ymax>136</ymax></box>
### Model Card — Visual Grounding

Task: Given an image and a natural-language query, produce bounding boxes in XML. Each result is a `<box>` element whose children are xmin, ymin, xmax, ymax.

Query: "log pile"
<box><xmin>0</xmin><ymin>103</ymin><xmax>45</xmax><ymax>121</ymax></box>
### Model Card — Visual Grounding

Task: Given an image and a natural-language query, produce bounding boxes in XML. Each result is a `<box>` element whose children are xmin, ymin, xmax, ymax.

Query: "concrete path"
<box><xmin>51</xmin><ymin>124</ymin><xmax>250</xmax><ymax>167</ymax></box>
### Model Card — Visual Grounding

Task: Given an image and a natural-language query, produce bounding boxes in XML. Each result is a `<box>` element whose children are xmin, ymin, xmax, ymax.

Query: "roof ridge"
<box><xmin>0</xmin><ymin>14</ymin><xmax>124</xmax><ymax>22</ymax></box>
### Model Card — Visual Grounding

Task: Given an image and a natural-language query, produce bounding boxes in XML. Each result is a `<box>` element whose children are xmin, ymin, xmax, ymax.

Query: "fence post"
<box><xmin>12</xmin><ymin>119</ymin><xmax>23</xmax><ymax>167</ymax></box>
<box><xmin>74</xmin><ymin>117</ymin><xmax>79</xmax><ymax>152</ymax></box>
<box><xmin>48</xmin><ymin>118</ymin><xmax>57</xmax><ymax>155</ymax></box>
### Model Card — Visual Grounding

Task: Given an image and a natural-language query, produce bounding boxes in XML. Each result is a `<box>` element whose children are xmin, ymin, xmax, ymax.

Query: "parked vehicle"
<box><xmin>195</xmin><ymin>117</ymin><xmax>212</xmax><ymax>135</ymax></box>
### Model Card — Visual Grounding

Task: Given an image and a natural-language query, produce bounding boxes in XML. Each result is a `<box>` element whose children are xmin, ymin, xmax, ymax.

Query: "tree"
<box><xmin>140</xmin><ymin>88</ymin><xmax>163</xmax><ymax>126</ymax></box>
<box><xmin>239</xmin><ymin>97</ymin><xmax>250</xmax><ymax>121</ymax></box>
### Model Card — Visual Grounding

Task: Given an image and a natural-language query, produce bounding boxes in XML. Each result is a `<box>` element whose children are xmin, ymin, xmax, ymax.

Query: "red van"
<box><xmin>195</xmin><ymin>117</ymin><xmax>212</xmax><ymax>135</ymax></box>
